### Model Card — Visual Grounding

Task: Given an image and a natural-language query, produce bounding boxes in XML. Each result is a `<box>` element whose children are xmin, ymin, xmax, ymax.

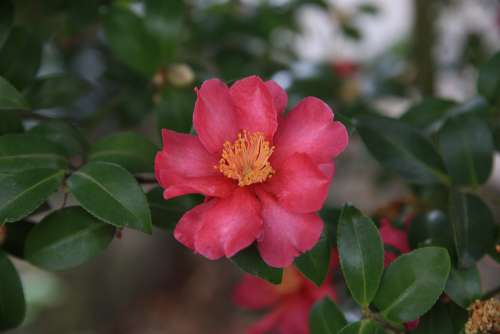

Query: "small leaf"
<box><xmin>89</xmin><ymin>132</ymin><xmax>158</xmax><ymax>173</ymax></box>
<box><xmin>0</xmin><ymin>250</ymin><xmax>26</xmax><ymax>331</ymax></box>
<box><xmin>0</xmin><ymin>0</ymin><xmax>13</xmax><ymax>48</ymax></box>
<box><xmin>29</xmin><ymin>120</ymin><xmax>87</xmax><ymax>157</ymax></box>
<box><xmin>310</xmin><ymin>297</ymin><xmax>347</xmax><ymax>334</ymax></box>
<box><xmin>0</xmin><ymin>134</ymin><xmax>68</xmax><ymax>173</ymax></box>
<box><xmin>25</xmin><ymin>74</ymin><xmax>90</xmax><ymax>109</ymax></box>
<box><xmin>338</xmin><ymin>320</ymin><xmax>386</xmax><ymax>334</ymax></box>
<box><xmin>444</xmin><ymin>265</ymin><xmax>481</xmax><ymax>308</ymax></box>
<box><xmin>0</xmin><ymin>76</ymin><xmax>29</xmax><ymax>110</ymax></box>
<box><xmin>373</xmin><ymin>247</ymin><xmax>451</xmax><ymax>323</ymax></box>
<box><xmin>438</xmin><ymin>113</ymin><xmax>494</xmax><ymax>186</ymax></box>
<box><xmin>0</xmin><ymin>168</ymin><xmax>64</xmax><ymax>224</ymax></box>
<box><xmin>357</xmin><ymin>114</ymin><xmax>449</xmax><ymax>185</ymax></box>
<box><xmin>25</xmin><ymin>207</ymin><xmax>115</xmax><ymax>271</ymax></box>
<box><xmin>295</xmin><ymin>228</ymin><xmax>331</xmax><ymax>286</ymax></box>
<box><xmin>337</xmin><ymin>205</ymin><xmax>384</xmax><ymax>306</ymax></box>
<box><xmin>477</xmin><ymin>51</ymin><xmax>500</xmax><ymax>103</ymax></box>
<box><xmin>232</xmin><ymin>245</ymin><xmax>282</xmax><ymax>284</ymax></box>
<box><xmin>67</xmin><ymin>162</ymin><xmax>152</xmax><ymax>233</ymax></box>
<box><xmin>413</xmin><ymin>302</ymin><xmax>454</xmax><ymax>334</ymax></box>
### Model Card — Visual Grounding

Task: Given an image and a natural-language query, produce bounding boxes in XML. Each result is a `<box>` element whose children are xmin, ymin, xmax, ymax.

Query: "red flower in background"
<box><xmin>155</xmin><ymin>75</ymin><xmax>348</xmax><ymax>267</ymax></box>
<box><xmin>233</xmin><ymin>267</ymin><xmax>336</xmax><ymax>334</ymax></box>
<box><xmin>379</xmin><ymin>218</ymin><xmax>410</xmax><ymax>267</ymax></box>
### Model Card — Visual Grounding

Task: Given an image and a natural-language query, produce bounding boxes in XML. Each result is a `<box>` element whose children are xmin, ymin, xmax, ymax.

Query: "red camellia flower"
<box><xmin>233</xmin><ymin>267</ymin><xmax>336</xmax><ymax>334</ymax></box>
<box><xmin>155</xmin><ymin>75</ymin><xmax>348</xmax><ymax>267</ymax></box>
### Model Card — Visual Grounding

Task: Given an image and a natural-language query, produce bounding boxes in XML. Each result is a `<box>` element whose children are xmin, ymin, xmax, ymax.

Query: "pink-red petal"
<box><xmin>264</xmin><ymin>153</ymin><xmax>331</xmax><ymax>213</ymax></box>
<box><xmin>193</xmin><ymin>79</ymin><xmax>240</xmax><ymax>153</ymax></box>
<box><xmin>233</xmin><ymin>274</ymin><xmax>281</xmax><ymax>310</ymax></box>
<box><xmin>230</xmin><ymin>76</ymin><xmax>278</xmax><ymax>139</ymax></box>
<box><xmin>256</xmin><ymin>190</ymin><xmax>323</xmax><ymax>268</ymax></box>
<box><xmin>155</xmin><ymin>129</ymin><xmax>236</xmax><ymax>198</ymax></box>
<box><xmin>265</xmin><ymin>80</ymin><xmax>288</xmax><ymax>114</ymax></box>
<box><xmin>271</xmin><ymin>97</ymin><xmax>348</xmax><ymax>167</ymax></box>
<box><xmin>379</xmin><ymin>218</ymin><xmax>410</xmax><ymax>253</ymax></box>
<box><xmin>173</xmin><ymin>200</ymin><xmax>215</xmax><ymax>250</ymax></box>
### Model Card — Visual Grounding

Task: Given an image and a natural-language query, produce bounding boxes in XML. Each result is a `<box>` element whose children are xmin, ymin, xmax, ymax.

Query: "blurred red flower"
<box><xmin>233</xmin><ymin>267</ymin><xmax>336</xmax><ymax>334</ymax></box>
<box><xmin>155</xmin><ymin>75</ymin><xmax>348</xmax><ymax>267</ymax></box>
<box><xmin>379</xmin><ymin>217</ymin><xmax>410</xmax><ymax>267</ymax></box>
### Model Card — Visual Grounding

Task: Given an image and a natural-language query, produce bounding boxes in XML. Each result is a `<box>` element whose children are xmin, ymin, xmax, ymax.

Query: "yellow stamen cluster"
<box><xmin>465</xmin><ymin>298</ymin><xmax>500</xmax><ymax>334</ymax></box>
<box><xmin>217</xmin><ymin>131</ymin><xmax>275</xmax><ymax>187</ymax></box>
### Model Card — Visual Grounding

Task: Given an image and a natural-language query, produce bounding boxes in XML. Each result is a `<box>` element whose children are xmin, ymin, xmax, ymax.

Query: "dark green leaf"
<box><xmin>0</xmin><ymin>250</ymin><xmax>25</xmax><ymax>331</ymax></box>
<box><xmin>1</xmin><ymin>221</ymin><xmax>34</xmax><ymax>258</ymax></box>
<box><xmin>341</xmin><ymin>23</ymin><xmax>362</xmax><ymax>40</ymax></box>
<box><xmin>400</xmin><ymin>98</ymin><xmax>456</xmax><ymax>132</ymax></box>
<box><xmin>373</xmin><ymin>247</ymin><xmax>451</xmax><ymax>323</ymax></box>
<box><xmin>357</xmin><ymin>114</ymin><xmax>449</xmax><ymax>185</ymax></box>
<box><xmin>147</xmin><ymin>187</ymin><xmax>202</xmax><ymax>231</ymax></box>
<box><xmin>337</xmin><ymin>205</ymin><xmax>384</xmax><ymax>306</ymax></box>
<box><xmin>155</xmin><ymin>87</ymin><xmax>194</xmax><ymax>133</ymax></box>
<box><xmin>0</xmin><ymin>111</ymin><xmax>23</xmax><ymax>135</ymax></box>
<box><xmin>25</xmin><ymin>207</ymin><xmax>115</xmax><ymax>271</ymax></box>
<box><xmin>413</xmin><ymin>302</ymin><xmax>454</xmax><ymax>334</ymax></box>
<box><xmin>477</xmin><ymin>51</ymin><xmax>500</xmax><ymax>103</ymax></box>
<box><xmin>408</xmin><ymin>210</ymin><xmax>454</xmax><ymax>252</ymax></box>
<box><xmin>310</xmin><ymin>297</ymin><xmax>347</xmax><ymax>334</ymax></box>
<box><xmin>232</xmin><ymin>245</ymin><xmax>282</xmax><ymax>284</ymax></box>
<box><xmin>0</xmin><ymin>134</ymin><xmax>68</xmax><ymax>173</ymax></box>
<box><xmin>449</xmin><ymin>191</ymin><xmax>496</xmax><ymax>267</ymax></box>
<box><xmin>67</xmin><ymin>162</ymin><xmax>152</xmax><ymax>233</ymax></box>
<box><xmin>25</xmin><ymin>74</ymin><xmax>90</xmax><ymax>109</ymax></box>
<box><xmin>0</xmin><ymin>0</ymin><xmax>13</xmax><ymax>48</ymax></box>
<box><xmin>295</xmin><ymin>228</ymin><xmax>331</xmax><ymax>286</ymax></box>
<box><xmin>444</xmin><ymin>265</ymin><xmax>481</xmax><ymax>308</ymax></box>
<box><xmin>29</xmin><ymin>120</ymin><xmax>87</xmax><ymax>157</ymax></box>
<box><xmin>338</xmin><ymin>320</ymin><xmax>386</xmax><ymax>334</ymax></box>
<box><xmin>0</xmin><ymin>76</ymin><xmax>29</xmax><ymax>110</ymax></box>
<box><xmin>0</xmin><ymin>168</ymin><xmax>64</xmax><ymax>224</ymax></box>
<box><xmin>438</xmin><ymin>113</ymin><xmax>493</xmax><ymax>186</ymax></box>
<box><xmin>89</xmin><ymin>132</ymin><xmax>158</xmax><ymax>173</ymax></box>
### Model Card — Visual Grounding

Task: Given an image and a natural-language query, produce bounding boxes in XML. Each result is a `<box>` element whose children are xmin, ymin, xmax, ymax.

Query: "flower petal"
<box><xmin>247</xmin><ymin>307</ymin><xmax>284</xmax><ymax>334</ymax></box>
<box><xmin>155</xmin><ymin>129</ymin><xmax>236</xmax><ymax>198</ymax></box>
<box><xmin>264</xmin><ymin>153</ymin><xmax>331</xmax><ymax>213</ymax></box>
<box><xmin>173</xmin><ymin>200</ymin><xmax>215</xmax><ymax>250</ymax></box>
<box><xmin>271</xmin><ymin>97</ymin><xmax>348</xmax><ymax>167</ymax></box>
<box><xmin>233</xmin><ymin>274</ymin><xmax>281</xmax><ymax>310</ymax></box>
<box><xmin>194</xmin><ymin>188</ymin><xmax>263</xmax><ymax>260</ymax></box>
<box><xmin>230</xmin><ymin>76</ymin><xmax>278</xmax><ymax>139</ymax></box>
<box><xmin>265</xmin><ymin>80</ymin><xmax>288</xmax><ymax>114</ymax></box>
<box><xmin>193</xmin><ymin>79</ymin><xmax>240</xmax><ymax>153</ymax></box>
<box><xmin>275</xmin><ymin>299</ymin><xmax>311</xmax><ymax>334</ymax></box>
<box><xmin>379</xmin><ymin>218</ymin><xmax>410</xmax><ymax>253</ymax></box>
<box><xmin>256</xmin><ymin>190</ymin><xmax>323</xmax><ymax>268</ymax></box>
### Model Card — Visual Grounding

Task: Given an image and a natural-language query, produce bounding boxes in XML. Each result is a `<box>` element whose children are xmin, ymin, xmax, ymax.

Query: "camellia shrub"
<box><xmin>0</xmin><ymin>1</ymin><xmax>499</xmax><ymax>333</ymax></box>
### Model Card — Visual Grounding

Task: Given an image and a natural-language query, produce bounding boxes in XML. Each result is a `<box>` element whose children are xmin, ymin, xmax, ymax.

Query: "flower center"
<box><xmin>217</xmin><ymin>130</ymin><xmax>275</xmax><ymax>187</ymax></box>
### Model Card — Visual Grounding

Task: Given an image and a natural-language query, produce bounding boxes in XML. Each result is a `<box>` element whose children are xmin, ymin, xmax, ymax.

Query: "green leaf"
<box><xmin>357</xmin><ymin>114</ymin><xmax>449</xmax><ymax>185</ymax></box>
<box><xmin>295</xmin><ymin>228</ymin><xmax>331</xmax><ymax>286</ymax></box>
<box><xmin>400</xmin><ymin>97</ymin><xmax>456</xmax><ymax>132</ymax></box>
<box><xmin>408</xmin><ymin>210</ymin><xmax>454</xmax><ymax>252</ymax></box>
<box><xmin>0</xmin><ymin>134</ymin><xmax>68</xmax><ymax>173</ymax></box>
<box><xmin>338</xmin><ymin>320</ymin><xmax>386</xmax><ymax>334</ymax></box>
<box><xmin>25</xmin><ymin>74</ymin><xmax>90</xmax><ymax>109</ymax></box>
<box><xmin>373</xmin><ymin>247</ymin><xmax>451</xmax><ymax>323</ymax></box>
<box><xmin>413</xmin><ymin>302</ymin><xmax>454</xmax><ymax>334</ymax></box>
<box><xmin>310</xmin><ymin>297</ymin><xmax>347</xmax><ymax>334</ymax></box>
<box><xmin>29</xmin><ymin>120</ymin><xmax>87</xmax><ymax>157</ymax></box>
<box><xmin>25</xmin><ymin>207</ymin><xmax>115</xmax><ymax>271</ymax></box>
<box><xmin>89</xmin><ymin>132</ymin><xmax>158</xmax><ymax>173</ymax></box>
<box><xmin>0</xmin><ymin>168</ymin><xmax>64</xmax><ymax>224</ymax></box>
<box><xmin>232</xmin><ymin>245</ymin><xmax>282</xmax><ymax>284</ymax></box>
<box><xmin>0</xmin><ymin>0</ymin><xmax>13</xmax><ymax>48</ymax></box>
<box><xmin>147</xmin><ymin>187</ymin><xmax>202</xmax><ymax>231</ymax></box>
<box><xmin>103</xmin><ymin>5</ymin><xmax>162</xmax><ymax>76</ymax></box>
<box><xmin>0</xmin><ymin>76</ymin><xmax>29</xmax><ymax>110</ymax></box>
<box><xmin>444</xmin><ymin>265</ymin><xmax>481</xmax><ymax>308</ymax></box>
<box><xmin>0</xmin><ymin>250</ymin><xmax>25</xmax><ymax>331</ymax></box>
<box><xmin>0</xmin><ymin>27</ymin><xmax>42</xmax><ymax>88</ymax></box>
<box><xmin>449</xmin><ymin>191</ymin><xmax>496</xmax><ymax>267</ymax></box>
<box><xmin>477</xmin><ymin>51</ymin><xmax>500</xmax><ymax>103</ymax></box>
<box><xmin>337</xmin><ymin>205</ymin><xmax>384</xmax><ymax>306</ymax></box>
<box><xmin>1</xmin><ymin>221</ymin><xmax>35</xmax><ymax>258</ymax></box>
<box><xmin>0</xmin><ymin>111</ymin><xmax>23</xmax><ymax>135</ymax></box>
<box><xmin>67</xmin><ymin>162</ymin><xmax>152</xmax><ymax>233</ymax></box>
<box><xmin>155</xmin><ymin>87</ymin><xmax>195</xmax><ymax>133</ymax></box>
<box><xmin>438</xmin><ymin>113</ymin><xmax>494</xmax><ymax>186</ymax></box>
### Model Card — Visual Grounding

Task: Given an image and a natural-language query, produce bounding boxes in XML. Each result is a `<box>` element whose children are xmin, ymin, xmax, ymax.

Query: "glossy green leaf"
<box><xmin>357</xmin><ymin>114</ymin><xmax>449</xmax><ymax>185</ymax></box>
<box><xmin>408</xmin><ymin>210</ymin><xmax>454</xmax><ymax>252</ymax></box>
<box><xmin>232</xmin><ymin>245</ymin><xmax>282</xmax><ymax>284</ymax></box>
<box><xmin>29</xmin><ymin>120</ymin><xmax>87</xmax><ymax>157</ymax></box>
<box><xmin>338</xmin><ymin>320</ymin><xmax>386</xmax><ymax>334</ymax></box>
<box><xmin>147</xmin><ymin>187</ymin><xmax>202</xmax><ymax>231</ymax></box>
<box><xmin>1</xmin><ymin>221</ymin><xmax>34</xmax><ymax>258</ymax></box>
<box><xmin>337</xmin><ymin>205</ymin><xmax>384</xmax><ymax>306</ymax></box>
<box><xmin>89</xmin><ymin>132</ymin><xmax>158</xmax><ymax>173</ymax></box>
<box><xmin>25</xmin><ymin>207</ymin><xmax>115</xmax><ymax>271</ymax></box>
<box><xmin>0</xmin><ymin>0</ymin><xmax>13</xmax><ymax>48</ymax></box>
<box><xmin>400</xmin><ymin>97</ymin><xmax>456</xmax><ymax>132</ymax></box>
<box><xmin>438</xmin><ymin>113</ymin><xmax>493</xmax><ymax>186</ymax></box>
<box><xmin>0</xmin><ymin>250</ymin><xmax>26</xmax><ymax>331</ymax></box>
<box><xmin>0</xmin><ymin>168</ymin><xmax>64</xmax><ymax>224</ymax></box>
<box><xmin>373</xmin><ymin>247</ymin><xmax>451</xmax><ymax>323</ymax></box>
<box><xmin>67</xmin><ymin>162</ymin><xmax>152</xmax><ymax>233</ymax></box>
<box><xmin>295</xmin><ymin>227</ymin><xmax>331</xmax><ymax>286</ymax></box>
<box><xmin>0</xmin><ymin>134</ymin><xmax>68</xmax><ymax>173</ymax></box>
<box><xmin>413</xmin><ymin>302</ymin><xmax>454</xmax><ymax>334</ymax></box>
<box><xmin>449</xmin><ymin>191</ymin><xmax>496</xmax><ymax>267</ymax></box>
<box><xmin>477</xmin><ymin>51</ymin><xmax>500</xmax><ymax>103</ymax></box>
<box><xmin>444</xmin><ymin>265</ymin><xmax>481</xmax><ymax>308</ymax></box>
<box><xmin>25</xmin><ymin>74</ymin><xmax>90</xmax><ymax>109</ymax></box>
<box><xmin>0</xmin><ymin>76</ymin><xmax>29</xmax><ymax>110</ymax></box>
<box><xmin>0</xmin><ymin>27</ymin><xmax>42</xmax><ymax>88</ymax></box>
<box><xmin>310</xmin><ymin>297</ymin><xmax>347</xmax><ymax>334</ymax></box>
